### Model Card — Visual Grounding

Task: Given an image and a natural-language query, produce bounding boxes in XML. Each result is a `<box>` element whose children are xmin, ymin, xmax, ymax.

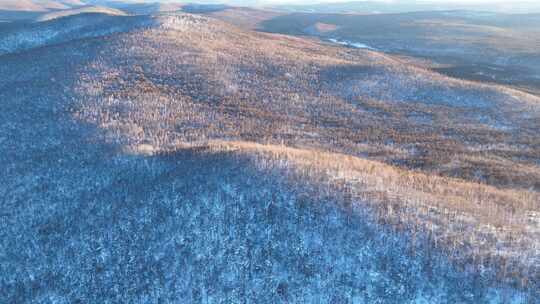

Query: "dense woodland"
<box><xmin>0</xmin><ymin>12</ymin><xmax>539</xmax><ymax>303</ymax></box>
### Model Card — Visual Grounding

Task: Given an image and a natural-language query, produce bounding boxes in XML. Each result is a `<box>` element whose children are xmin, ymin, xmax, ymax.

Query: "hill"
<box><xmin>112</xmin><ymin>2</ymin><xmax>184</xmax><ymax>15</ymax></box>
<box><xmin>0</xmin><ymin>12</ymin><xmax>539</xmax><ymax>302</ymax></box>
<box><xmin>259</xmin><ymin>10</ymin><xmax>540</xmax><ymax>96</ymax></box>
<box><xmin>192</xmin><ymin>6</ymin><xmax>283</xmax><ymax>30</ymax></box>
<box><xmin>0</xmin><ymin>0</ymin><xmax>84</xmax><ymax>12</ymax></box>
<box><xmin>0</xmin><ymin>0</ymin><xmax>87</xmax><ymax>21</ymax></box>
<box><xmin>0</xmin><ymin>13</ymin><xmax>150</xmax><ymax>55</ymax></box>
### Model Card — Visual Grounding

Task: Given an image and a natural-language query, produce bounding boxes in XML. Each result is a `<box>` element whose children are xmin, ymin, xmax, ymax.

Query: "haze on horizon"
<box><xmin>149</xmin><ymin>0</ymin><xmax>540</xmax><ymax>13</ymax></box>
<box><xmin>155</xmin><ymin>0</ymin><xmax>536</xmax><ymax>5</ymax></box>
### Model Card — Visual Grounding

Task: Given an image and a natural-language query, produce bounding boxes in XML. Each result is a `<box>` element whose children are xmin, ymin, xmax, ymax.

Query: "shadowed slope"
<box><xmin>0</xmin><ymin>13</ymin><xmax>152</xmax><ymax>55</ymax></box>
<box><xmin>5</xmin><ymin>144</ymin><xmax>531</xmax><ymax>302</ymax></box>
<box><xmin>195</xmin><ymin>6</ymin><xmax>283</xmax><ymax>30</ymax></box>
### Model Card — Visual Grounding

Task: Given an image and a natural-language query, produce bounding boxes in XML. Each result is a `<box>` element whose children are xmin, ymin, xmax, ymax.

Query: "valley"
<box><xmin>257</xmin><ymin>10</ymin><xmax>540</xmax><ymax>96</ymax></box>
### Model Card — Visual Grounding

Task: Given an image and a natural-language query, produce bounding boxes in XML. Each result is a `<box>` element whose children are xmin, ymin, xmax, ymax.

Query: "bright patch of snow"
<box><xmin>329</xmin><ymin>38</ymin><xmax>377</xmax><ymax>50</ymax></box>
<box><xmin>441</xmin><ymin>11</ymin><xmax>498</xmax><ymax>18</ymax></box>
<box><xmin>154</xmin><ymin>13</ymin><xmax>208</xmax><ymax>31</ymax></box>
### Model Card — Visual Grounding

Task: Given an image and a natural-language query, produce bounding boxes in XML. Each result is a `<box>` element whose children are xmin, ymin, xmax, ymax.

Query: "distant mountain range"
<box><xmin>0</xmin><ymin>0</ymin><xmax>86</xmax><ymax>12</ymax></box>
<box><xmin>3</xmin><ymin>0</ymin><xmax>540</xmax><ymax>15</ymax></box>
<box><xmin>272</xmin><ymin>1</ymin><xmax>540</xmax><ymax>14</ymax></box>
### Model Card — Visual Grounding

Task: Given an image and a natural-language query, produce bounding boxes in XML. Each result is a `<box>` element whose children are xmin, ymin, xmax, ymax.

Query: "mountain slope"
<box><xmin>1</xmin><ymin>12</ymin><xmax>539</xmax><ymax>302</ymax></box>
<box><xmin>66</xmin><ymin>13</ymin><xmax>540</xmax><ymax>190</ymax></box>
<box><xmin>0</xmin><ymin>13</ymin><xmax>150</xmax><ymax>55</ymax></box>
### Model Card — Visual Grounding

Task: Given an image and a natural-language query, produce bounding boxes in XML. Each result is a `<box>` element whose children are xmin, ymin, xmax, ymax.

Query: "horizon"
<box><xmin>146</xmin><ymin>0</ymin><xmax>540</xmax><ymax>13</ymax></box>
<box><xmin>154</xmin><ymin>0</ymin><xmax>537</xmax><ymax>5</ymax></box>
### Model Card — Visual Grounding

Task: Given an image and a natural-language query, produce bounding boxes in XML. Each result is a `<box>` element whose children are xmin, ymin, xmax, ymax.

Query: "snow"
<box><xmin>154</xmin><ymin>13</ymin><xmax>209</xmax><ymax>31</ymax></box>
<box><xmin>0</xmin><ymin>14</ymin><xmax>152</xmax><ymax>56</ymax></box>
<box><xmin>0</xmin><ymin>12</ymin><xmax>538</xmax><ymax>302</ymax></box>
<box><xmin>440</xmin><ymin>11</ymin><xmax>498</xmax><ymax>18</ymax></box>
<box><xmin>1</xmin><ymin>145</ymin><xmax>534</xmax><ymax>302</ymax></box>
<box><xmin>329</xmin><ymin>38</ymin><xmax>377</xmax><ymax>50</ymax></box>
<box><xmin>0</xmin><ymin>29</ymin><xmax>58</xmax><ymax>53</ymax></box>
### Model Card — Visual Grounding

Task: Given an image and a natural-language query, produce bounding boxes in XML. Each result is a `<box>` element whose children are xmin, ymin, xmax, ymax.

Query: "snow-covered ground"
<box><xmin>0</xmin><ymin>14</ymin><xmax>152</xmax><ymax>55</ymax></box>
<box><xmin>329</xmin><ymin>38</ymin><xmax>377</xmax><ymax>50</ymax></box>
<box><xmin>0</xmin><ymin>12</ymin><xmax>538</xmax><ymax>303</ymax></box>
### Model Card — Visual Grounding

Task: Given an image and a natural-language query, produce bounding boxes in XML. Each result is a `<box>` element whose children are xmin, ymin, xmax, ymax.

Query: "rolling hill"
<box><xmin>260</xmin><ymin>10</ymin><xmax>540</xmax><ymax>96</ymax></box>
<box><xmin>0</xmin><ymin>13</ymin><xmax>150</xmax><ymax>54</ymax></box>
<box><xmin>0</xmin><ymin>0</ymin><xmax>85</xmax><ymax>12</ymax></box>
<box><xmin>0</xmin><ymin>0</ymin><xmax>89</xmax><ymax>21</ymax></box>
<box><xmin>111</xmin><ymin>2</ymin><xmax>184</xmax><ymax>15</ymax></box>
<box><xmin>1</xmin><ymin>11</ymin><xmax>539</xmax><ymax>302</ymax></box>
